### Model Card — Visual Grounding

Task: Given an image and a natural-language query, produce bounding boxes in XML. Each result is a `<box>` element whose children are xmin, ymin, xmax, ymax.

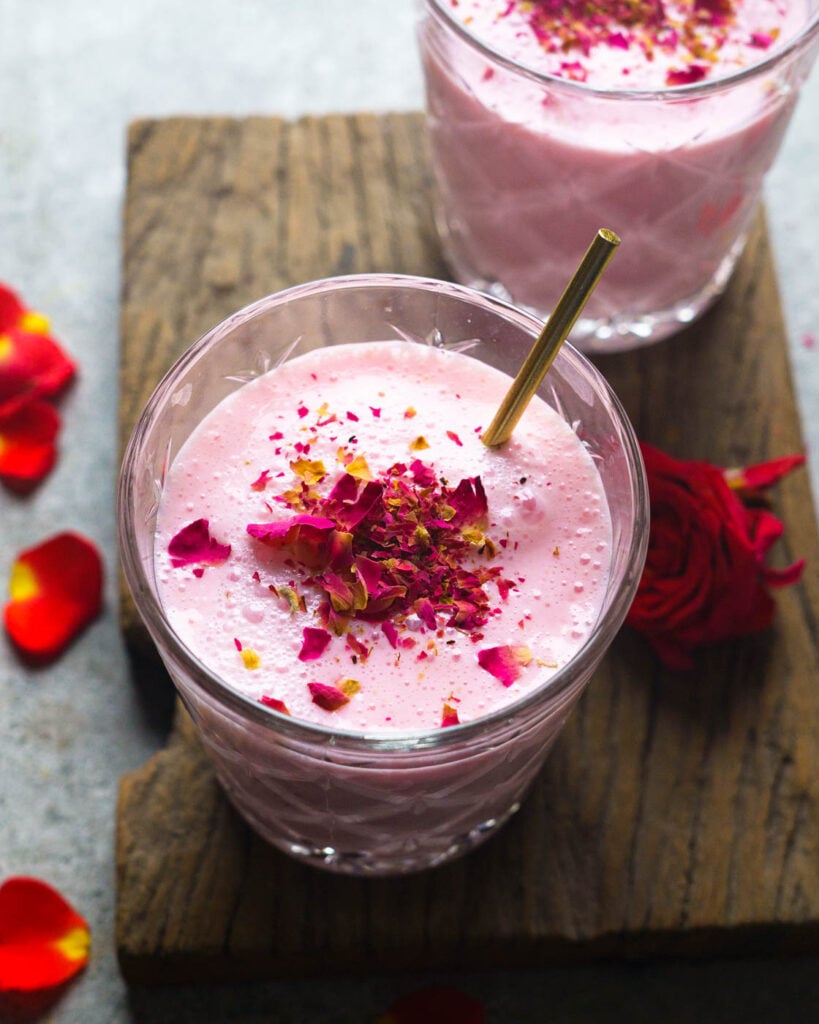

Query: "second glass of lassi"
<box><xmin>419</xmin><ymin>0</ymin><xmax>819</xmax><ymax>351</ymax></box>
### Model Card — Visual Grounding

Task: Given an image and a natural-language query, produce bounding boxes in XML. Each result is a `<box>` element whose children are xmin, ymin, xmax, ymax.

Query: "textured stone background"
<box><xmin>1</xmin><ymin>2</ymin><xmax>817</xmax><ymax>1020</ymax></box>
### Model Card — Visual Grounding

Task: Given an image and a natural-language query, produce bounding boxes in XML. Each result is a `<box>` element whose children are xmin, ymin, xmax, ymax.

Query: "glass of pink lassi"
<box><xmin>419</xmin><ymin>0</ymin><xmax>819</xmax><ymax>351</ymax></box>
<box><xmin>119</xmin><ymin>274</ymin><xmax>648</xmax><ymax>875</ymax></box>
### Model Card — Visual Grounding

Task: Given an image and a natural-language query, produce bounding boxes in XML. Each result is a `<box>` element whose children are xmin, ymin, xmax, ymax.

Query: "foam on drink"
<box><xmin>154</xmin><ymin>340</ymin><xmax>612</xmax><ymax>733</ymax></box>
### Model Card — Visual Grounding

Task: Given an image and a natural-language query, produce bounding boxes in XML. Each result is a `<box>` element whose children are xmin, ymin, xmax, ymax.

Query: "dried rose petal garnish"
<box><xmin>248</xmin><ymin>514</ymin><xmax>335</xmax><ymax>568</ymax></box>
<box><xmin>308</xmin><ymin>681</ymin><xmax>350</xmax><ymax>711</ymax></box>
<box><xmin>666</xmin><ymin>63</ymin><xmax>708</xmax><ymax>86</ymax></box>
<box><xmin>250</xmin><ymin>468</ymin><xmax>271</xmax><ymax>491</ymax></box>
<box><xmin>441</xmin><ymin>702</ymin><xmax>460</xmax><ymax>727</ymax></box>
<box><xmin>168</xmin><ymin>519</ymin><xmax>231</xmax><ymax>570</ymax></box>
<box><xmin>477</xmin><ymin>644</ymin><xmax>532</xmax><ymax>687</ymax></box>
<box><xmin>4</xmin><ymin>532</ymin><xmax>103</xmax><ymax>660</ymax></box>
<box><xmin>298</xmin><ymin>626</ymin><xmax>332</xmax><ymax>661</ymax></box>
<box><xmin>512</xmin><ymin>0</ymin><xmax>768</xmax><ymax>87</ymax></box>
<box><xmin>247</xmin><ymin>462</ymin><xmax>513</xmax><ymax>647</ymax></box>
<box><xmin>376</xmin><ymin>986</ymin><xmax>484</xmax><ymax>1024</ymax></box>
<box><xmin>0</xmin><ymin>283</ymin><xmax>75</xmax><ymax>416</ymax></box>
<box><xmin>259</xmin><ymin>695</ymin><xmax>290</xmax><ymax>715</ymax></box>
<box><xmin>627</xmin><ymin>443</ymin><xmax>806</xmax><ymax>670</ymax></box>
<box><xmin>0</xmin><ymin>876</ymin><xmax>90</xmax><ymax>993</ymax></box>
<box><xmin>0</xmin><ymin>400</ymin><xmax>60</xmax><ymax>490</ymax></box>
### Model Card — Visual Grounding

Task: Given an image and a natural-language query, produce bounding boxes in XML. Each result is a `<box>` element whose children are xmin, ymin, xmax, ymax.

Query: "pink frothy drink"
<box><xmin>419</xmin><ymin>0</ymin><xmax>819</xmax><ymax>351</ymax></box>
<box><xmin>119</xmin><ymin>275</ymin><xmax>648</xmax><ymax>875</ymax></box>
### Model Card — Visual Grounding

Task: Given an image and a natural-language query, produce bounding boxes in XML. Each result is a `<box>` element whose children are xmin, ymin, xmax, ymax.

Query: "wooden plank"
<box><xmin>117</xmin><ymin>114</ymin><xmax>819</xmax><ymax>984</ymax></box>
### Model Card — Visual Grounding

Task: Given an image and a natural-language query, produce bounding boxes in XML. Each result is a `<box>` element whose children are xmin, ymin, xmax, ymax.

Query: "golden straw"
<box><xmin>481</xmin><ymin>228</ymin><xmax>620</xmax><ymax>448</ymax></box>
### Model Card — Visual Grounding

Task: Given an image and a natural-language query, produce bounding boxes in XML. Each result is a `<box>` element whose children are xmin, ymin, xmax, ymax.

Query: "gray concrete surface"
<box><xmin>0</xmin><ymin>2</ymin><xmax>817</xmax><ymax>1020</ymax></box>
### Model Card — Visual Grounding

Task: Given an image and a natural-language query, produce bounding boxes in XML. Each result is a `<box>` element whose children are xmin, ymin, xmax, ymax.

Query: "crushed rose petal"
<box><xmin>168</xmin><ymin>519</ymin><xmax>231</xmax><ymax>569</ymax></box>
<box><xmin>248</xmin><ymin>514</ymin><xmax>335</xmax><ymax>568</ymax></box>
<box><xmin>666</xmin><ymin>63</ymin><xmax>708</xmax><ymax>86</ymax></box>
<box><xmin>251</xmin><ymin>469</ymin><xmax>271</xmax><ymax>491</ymax></box>
<box><xmin>477</xmin><ymin>644</ymin><xmax>532</xmax><ymax>687</ymax></box>
<box><xmin>441</xmin><ymin>702</ymin><xmax>460</xmax><ymax>727</ymax></box>
<box><xmin>259</xmin><ymin>695</ymin><xmax>290</xmax><ymax>715</ymax></box>
<box><xmin>308</xmin><ymin>681</ymin><xmax>350</xmax><ymax>711</ymax></box>
<box><xmin>298</xmin><ymin>626</ymin><xmax>332</xmax><ymax>661</ymax></box>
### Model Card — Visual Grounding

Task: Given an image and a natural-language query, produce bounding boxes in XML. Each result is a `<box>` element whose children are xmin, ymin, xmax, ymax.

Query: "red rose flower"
<box><xmin>626</xmin><ymin>443</ymin><xmax>805</xmax><ymax>670</ymax></box>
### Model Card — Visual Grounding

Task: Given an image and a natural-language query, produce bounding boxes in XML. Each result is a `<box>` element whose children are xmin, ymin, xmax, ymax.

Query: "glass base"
<box><xmin>443</xmin><ymin>232</ymin><xmax>747</xmax><ymax>355</ymax></box>
<box><xmin>238</xmin><ymin>799</ymin><xmax>521</xmax><ymax>877</ymax></box>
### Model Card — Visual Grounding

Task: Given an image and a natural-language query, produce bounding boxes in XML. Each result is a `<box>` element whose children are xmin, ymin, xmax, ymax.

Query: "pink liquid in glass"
<box><xmin>420</xmin><ymin>0</ymin><xmax>818</xmax><ymax>350</ymax></box>
<box><xmin>154</xmin><ymin>341</ymin><xmax>612</xmax><ymax>732</ymax></box>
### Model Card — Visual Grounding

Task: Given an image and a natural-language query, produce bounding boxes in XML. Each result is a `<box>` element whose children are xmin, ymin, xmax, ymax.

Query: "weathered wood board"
<box><xmin>117</xmin><ymin>114</ymin><xmax>819</xmax><ymax>985</ymax></box>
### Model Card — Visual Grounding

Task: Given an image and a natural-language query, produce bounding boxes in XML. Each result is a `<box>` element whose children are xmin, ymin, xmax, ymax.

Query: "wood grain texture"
<box><xmin>117</xmin><ymin>114</ymin><xmax>819</xmax><ymax>985</ymax></box>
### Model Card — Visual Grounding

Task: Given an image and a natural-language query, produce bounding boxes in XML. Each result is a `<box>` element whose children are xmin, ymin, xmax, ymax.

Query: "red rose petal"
<box><xmin>409</xmin><ymin>459</ymin><xmax>436</xmax><ymax>487</ymax></box>
<box><xmin>307</xmin><ymin>681</ymin><xmax>349</xmax><ymax>711</ymax></box>
<box><xmin>666</xmin><ymin>63</ymin><xmax>708</xmax><ymax>86</ymax></box>
<box><xmin>250</xmin><ymin>469</ymin><xmax>271</xmax><ymax>491</ymax></box>
<box><xmin>247</xmin><ymin>514</ymin><xmax>335</xmax><ymax>568</ymax></box>
<box><xmin>0</xmin><ymin>283</ymin><xmax>25</xmax><ymax>326</ymax></box>
<box><xmin>0</xmin><ymin>400</ymin><xmax>60</xmax><ymax>490</ymax></box>
<box><xmin>0</xmin><ymin>876</ymin><xmax>90</xmax><ymax>993</ymax></box>
<box><xmin>298</xmin><ymin>626</ymin><xmax>332</xmax><ymax>661</ymax></box>
<box><xmin>377</xmin><ymin>987</ymin><xmax>484</xmax><ymax>1024</ymax></box>
<box><xmin>4</xmin><ymin>532</ymin><xmax>103</xmax><ymax>660</ymax></box>
<box><xmin>381</xmin><ymin>620</ymin><xmax>399</xmax><ymax>649</ymax></box>
<box><xmin>447</xmin><ymin>476</ymin><xmax>488</xmax><ymax>528</ymax></box>
<box><xmin>328</xmin><ymin>476</ymin><xmax>383</xmax><ymax>530</ymax></box>
<box><xmin>414</xmin><ymin>596</ymin><xmax>437</xmax><ymax>630</ymax></box>
<box><xmin>0</xmin><ymin>283</ymin><xmax>75</xmax><ymax>415</ymax></box>
<box><xmin>477</xmin><ymin>644</ymin><xmax>532</xmax><ymax>686</ymax></box>
<box><xmin>248</xmin><ymin>514</ymin><xmax>336</xmax><ymax>541</ymax></box>
<box><xmin>559</xmin><ymin>60</ymin><xmax>588</xmax><ymax>82</ymax></box>
<box><xmin>441</xmin><ymin>703</ymin><xmax>460</xmax><ymax>727</ymax></box>
<box><xmin>0</xmin><ymin>332</ymin><xmax>75</xmax><ymax>413</ymax></box>
<box><xmin>168</xmin><ymin>519</ymin><xmax>231</xmax><ymax>569</ymax></box>
<box><xmin>345</xmin><ymin>633</ymin><xmax>370</xmax><ymax>661</ymax></box>
<box><xmin>725</xmin><ymin>454</ymin><xmax>805</xmax><ymax>493</ymax></box>
<box><xmin>259</xmin><ymin>695</ymin><xmax>290</xmax><ymax>715</ymax></box>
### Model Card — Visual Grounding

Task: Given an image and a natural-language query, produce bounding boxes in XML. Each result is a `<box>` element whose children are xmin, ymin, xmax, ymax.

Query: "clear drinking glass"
<box><xmin>419</xmin><ymin>0</ymin><xmax>819</xmax><ymax>352</ymax></box>
<box><xmin>118</xmin><ymin>274</ymin><xmax>648</xmax><ymax>876</ymax></box>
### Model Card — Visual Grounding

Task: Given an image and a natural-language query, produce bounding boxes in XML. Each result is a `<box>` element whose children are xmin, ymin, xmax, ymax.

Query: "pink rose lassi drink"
<box><xmin>155</xmin><ymin>341</ymin><xmax>611</xmax><ymax>732</ymax></box>
<box><xmin>119</xmin><ymin>275</ymin><xmax>647</xmax><ymax>875</ymax></box>
<box><xmin>420</xmin><ymin>0</ymin><xmax>819</xmax><ymax>350</ymax></box>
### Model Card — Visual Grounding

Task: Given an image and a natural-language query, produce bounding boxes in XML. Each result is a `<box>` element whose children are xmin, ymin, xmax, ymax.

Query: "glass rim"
<box><xmin>424</xmin><ymin>0</ymin><xmax>819</xmax><ymax>102</ymax></box>
<box><xmin>118</xmin><ymin>272</ymin><xmax>649</xmax><ymax>754</ymax></box>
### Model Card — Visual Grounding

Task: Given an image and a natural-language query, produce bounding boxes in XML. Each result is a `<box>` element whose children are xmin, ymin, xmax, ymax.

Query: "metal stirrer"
<box><xmin>481</xmin><ymin>228</ymin><xmax>620</xmax><ymax>448</ymax></box>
